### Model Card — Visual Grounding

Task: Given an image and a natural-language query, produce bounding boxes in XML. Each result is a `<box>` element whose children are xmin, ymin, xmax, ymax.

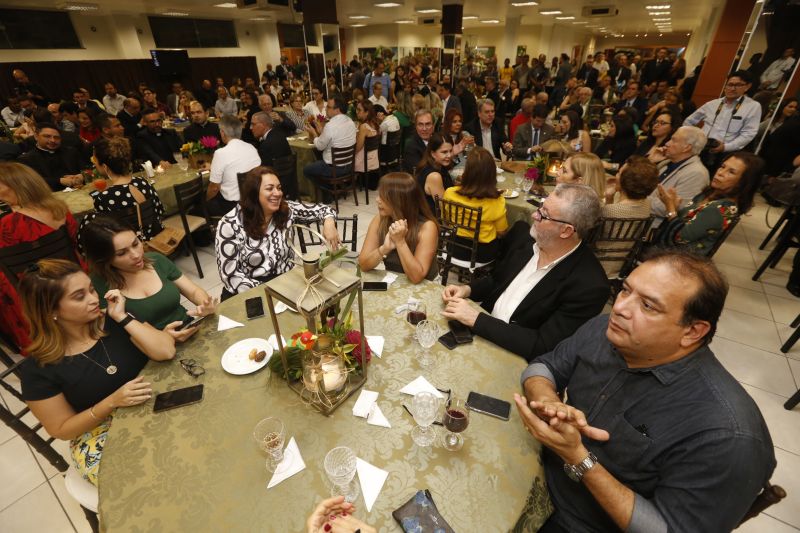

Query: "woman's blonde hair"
<box><xmin>19</xmin><ymin>259</ymin><xmax>105</xmax><ymax>366</ymax></box>
<box><xmin>0</xmin><ymin>162</ymin><xmax>68</xmax><ymax>219</ymax></box>
<box><xmin>566</xmin><ymin>153</ymin><xmax>606</xmax><ymax>198</ymax></box>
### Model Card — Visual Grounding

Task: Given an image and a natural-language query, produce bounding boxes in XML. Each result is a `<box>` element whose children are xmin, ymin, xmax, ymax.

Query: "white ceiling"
<box><xmin>14</xmin><ymin>0</ymin><xmax>720</xmax><ymax>37</ymax></box>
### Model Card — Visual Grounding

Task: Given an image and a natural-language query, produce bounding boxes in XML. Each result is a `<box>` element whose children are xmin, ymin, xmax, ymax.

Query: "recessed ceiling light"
<box><xmin>481</xmin><ymin>19</ymin><xmax>501</xmax><ymax>23</ymax></box>
<box><xmin>652</xmin><ymin>18</ymin><xmax>670</xmax><ymax>21</ymax></box>
<box><xmin>462</xmin><ymin>15</ymin><xmax>479</xmax><ymax>19</ymax></box>
<box><xmin>415</xmin><ymin>8</ymin><xmax>440</xmax><ymax>13</ymax></box>
<box><xmin>375</xmin><ymin>2</ymin><xmax>403</xmax><ymax>6</ymax></box>
<box><xmin>349</xmin><ymin>15</ymin><xmax>371</xmax><ymax>19</ymax></box>
<box><xmin>214</xmin><ymin>2</ymin><xmax>237</xmax><ymax>7</ymax></box>
<box><xmin>251</xmin><ymin>16</ymin><xmax>270</xmax><ymax>20</ymax></box>
<box><xmin>511</xmin><ymin>1</ymin><xmax>539</xmax><ymax>5</ymax></box>
<box><xmin>572</xmin><ymin>21</ymin><xmax>587</xmax><ymax>24</ymax></box>
<box><xmin>351</xmin><ymin>23</ymin><xmax>367</xmax><ymax>27</ymax></box>
<box><xmin>659</xmin><ymin>33</ymin><xmax>663</xmax><ymax>36</ymax></box>
<box><xmin>555</xmin><ymin>16</ymin><xmax>575</xmax><ymax>19</ymax></box>
<box><xmin>394</xmin><ymin>18</ymin><xmax>414</xmax><ymax>23</ymax></box>
<box><xmin>162</xmin><ymin>11</ymin><xmax>189</xmax><ymax>16</ymax></box>
<box><xmin>62</xmin><ymin>2</ymin><xmax>99</xmax><ymax>10</ymax></box>
<box><xmin>649</xmin><ymin>11</ymin><xmax>670</xmax><ymax>15</ymax></box>
<box><xmin>646</xmin><ymin>5</ymin><xmax>670</xmax><ymax>9</ymax></box>
<box><xmin>539</xmin><ymin>9</ymin><xmax>562</xmax><ymax>15</ymax></box>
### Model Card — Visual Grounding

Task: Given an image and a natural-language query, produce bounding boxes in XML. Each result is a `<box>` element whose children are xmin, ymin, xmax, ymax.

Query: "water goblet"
<box><xmin>442</xmin><ymin>396</ymin><xmax>470</xmax><ymax>451</ymax></box>
<box><xmin>513</xmin><ymin>175</ymin><xmax>523</xmax><ymax>192</ymax></box>
<box><xmin>177</xmin><ymin>154</ymin><xmax>189</xmax><ymax>171</ymax></box>
<box><xmin>411</xmin><ymin>391</ymin><xmax>440</xmax><ymax>447</ymax></box>
<box><xmin>415</xmin><ymin>320</ymin><xmax>439</xmax><ymax>367</ymax></box>
<box><xmin>521</xmin><ymin>177</ymin><xmax>533</xmax><ymax>198</ymax></box>
<box><xmin>324</xmin><ymin>446</ymin><xmax>360</xmax><ymax>502</ymax></box>
<box><xmin>253</xmin><ymin>417</ymin><xmax>286</xmax><ymax>472</ymax></box>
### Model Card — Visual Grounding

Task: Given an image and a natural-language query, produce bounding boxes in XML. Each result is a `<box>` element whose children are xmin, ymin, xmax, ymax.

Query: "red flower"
<box><xmin>525</xmin><ymin>167</ymin><xmax>540</xmax><ymax>181</ymax></box>
<box><xmin>345</xmin><ymin>330</ymin><xmax>371</xmax><ymax>366</ymax></box>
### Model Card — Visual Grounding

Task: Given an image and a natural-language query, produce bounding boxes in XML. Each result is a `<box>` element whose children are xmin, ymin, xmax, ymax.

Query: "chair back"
<box><xmin>108</xmin><ymin>198</ymin><xmax>159</xmax><ymax>236</ymax></box>
<box><xmin>0</xmin><ymin>225</ymin><xmax>80</xmax><ymax>289</ymax></box>
<box><xmin>174</xmin><ymin>177</ymin><xmax>209</xmax><ymax>222</ymax></box>
<box><xmin>331</xmin><ymin>144</ymin><xmax>356</xmax><ymax>168</ymax></box>
<box><xmin>380</xmin><ymin>129</ymin><xmax>402</xmax><ymax>170</ymax></box>
<box><xmin>364</xmin><ymin>134</ymin><xmax>381</xmax><ymax>155</ymax></box>
<box><xmin>270</xmin><ymin>152</ymin><xmax>299</xmax><ymax>200</ymax></box>
<box><xmin>296</xmin><ymin>215</ymin><xmax>359</xmax><ymax>254</ymax></box>
<box><xmin>705</xmin><ymin>216</ymin><xmax>740</xmax><ymax>259</ymax></box>
<box><xmin>435</xmin><ymin>197</ymin><xmax>487</xmax><ymax>283</ymax></box>
<box><xmin>588</xmin><ymin>216</ymin><xmax>654</xmax><ymax>278</ymax></box>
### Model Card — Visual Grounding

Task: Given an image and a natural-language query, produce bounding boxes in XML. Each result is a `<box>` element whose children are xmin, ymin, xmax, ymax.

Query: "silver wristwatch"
<box><xmin>563</xmin><ymin>452</ymin><xmax>598</xmax><ymax>482</ymax></box>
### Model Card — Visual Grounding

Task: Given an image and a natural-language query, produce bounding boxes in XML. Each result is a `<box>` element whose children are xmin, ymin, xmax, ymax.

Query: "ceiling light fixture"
<box><xmin>62</xmin><ymin>2</ymin><xmax>99</xmax><ymax>10</ymax></box>
<box><xmin>511</xmin><ymin>1</ymin><xmax>539</xmax><ymax>6</ymax></box>
<box><xmin>645</xmin><ymin>5</ymin><xmax>670</xmax><ymax>9</ymax></box>
<box><xmin>251</xmin><ymin>17</ymin><xmax>269</xmax><ymax>21</ymax></box>
<box><xmin>462</xmin><ymin>15</ymin><xmax>479</xmax><ymax>19</ymax></box>
<box><xmin>555</xmin><ymin>16</ymin><xmax>575</xmax><ymax>19</ymax></box>
<box><xmin>349</xmin><ymin>15</ymin><xmax>371</xmax><ymax>19</ymax></box>
<box><xmin>213</xmin><ymin>2</ymin><xmax>237</xmax><ymax>7</ymax></box>
<box><xmin>162</xmin><ymin>11</ymin><xmax>188</xmax><ymax>16</ymax></box>
<box><xmin>649</xmin><ymin>11</ymin><xmax>670</xmax><ymax>15</ymax></box>
<box><xmin>375</xmin><ymin>2</ymin><xmax>403</xmax><ymax>6</ymax></box>
<box><xmin>539</xmin><ymin>10</ymin><xmax>562</xmax><ymax>15</ymax></box>
<box><xmin>481</xmin><ymin>19</ymin><xmax>501</xmax><ymax>23</ymax></box>
<box><xmin>415</xmin><ymin>8</ymin><xmax>441</xmax><ymax>13</ymax></box>
<box><xmin>351</xmin><ymin>23</ymin><xmax>367</xmax><ymax>27</ymax></box>
<box><xmin>394</xmin><ymin>18</ymin><xmax>414</xmax><ymax>23</ymax></box>
<box><xmin>686</xmin><ymin>32</ymin><xmax>691</xmax><ymax>35</ymax></box>
<box><xmin>572</xmin><ymin>21</ymin><xmax>588</xmax><ymax>24</ymax></box>
<box><xmin>659</xmin><ymin>33</ymin><xmax>663</xmax><ymax>36</ymax></box>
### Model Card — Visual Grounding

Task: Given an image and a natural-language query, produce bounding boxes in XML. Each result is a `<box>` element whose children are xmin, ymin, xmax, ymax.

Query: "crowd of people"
<box><xmin>0</xmin><ymin>44</ymin><xmax>793</xmax><ymax>533</ymax></box>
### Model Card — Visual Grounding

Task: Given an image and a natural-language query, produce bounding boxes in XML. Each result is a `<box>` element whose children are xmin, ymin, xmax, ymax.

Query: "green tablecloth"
<box><xmin>98</xmin><ymin>273</ymin><xmax>552</xmax><ymax>532</ymax></box>
<box><xmin>288</xmin><ymin>135</ymin><xmax>318</xmax><ymax>199</ymax></box>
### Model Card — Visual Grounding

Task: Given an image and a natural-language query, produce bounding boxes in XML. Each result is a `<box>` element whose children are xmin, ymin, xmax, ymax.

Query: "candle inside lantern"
<box><xmin>321</xmin><ymin>357</ymin><xmax>346</xmax><ymax>391</ymax></box>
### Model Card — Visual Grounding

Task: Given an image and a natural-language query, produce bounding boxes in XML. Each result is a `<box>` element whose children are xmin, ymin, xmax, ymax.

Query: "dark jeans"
<box><xmin>537</xmin><ymin>512</ymin><xmax>570</xmax><ymax>533</ymax></box>
<box><xmin>303</xmin><ymin>160</ymin><xmax>353</xmax><ymax>202</ymax></box>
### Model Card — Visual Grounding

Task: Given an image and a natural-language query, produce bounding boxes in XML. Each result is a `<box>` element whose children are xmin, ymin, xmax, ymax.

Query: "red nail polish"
<box><xmin>324</xmin><ymin>524</ymin><xmax>331</xmax><ymax>532</ymax></box>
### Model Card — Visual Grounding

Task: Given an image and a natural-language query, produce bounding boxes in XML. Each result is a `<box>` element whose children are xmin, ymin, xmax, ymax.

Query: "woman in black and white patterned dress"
<box><xmin>214</xmin><ymin>165</ymin><xmax>340</xmax><ymax>300</ymax></box>
<box><xmin>78</xmin><ymin>137</ymin><xmax>165</xmax><ymax>252</ymax></box>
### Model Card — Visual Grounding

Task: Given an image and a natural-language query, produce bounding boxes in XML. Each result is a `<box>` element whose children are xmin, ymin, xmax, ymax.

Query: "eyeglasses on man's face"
<box><xmin>533</xmin><ymin>207</ymin><xmax>573</xmax><ymax>227</ymax></box>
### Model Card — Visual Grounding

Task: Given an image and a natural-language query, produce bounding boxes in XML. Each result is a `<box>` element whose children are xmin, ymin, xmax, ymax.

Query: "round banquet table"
<box><xmin>97</xmin><ymin>272</ymin><xmax>552</xmax><ymax>532</ymax></box>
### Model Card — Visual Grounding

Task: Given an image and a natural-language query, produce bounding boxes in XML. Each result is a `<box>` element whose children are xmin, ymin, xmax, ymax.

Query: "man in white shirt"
<box><xmin>1</xmin><ymin>97</ymin><xmax>22</xmax><ymax>127</ymax></box>
<box><xmin>303</xmin><ymin>87</ymin><xmax>326</xmax><ymax>119</ymax></box>
<box><xmin>102</xmin><ymin>82</ymin><xmax>126</xmax><ymax>116</ymax></box>
<box><xmin>368</xmin><ymin>81</ymin><xmax>389</xmax><ymax>110</ymax></box>
<box><xmin>214</xmin><ymin>87</ymin><xmax>238</xmax><ymax>118</ymax></box>
<box><xmin>374</xmin><ymin>104</ymin><xmax>399</xmax><ymax>144</ymax></box>
<box><xmin>441</xmin><ymin>184</ymin><xmax>609</xmax><ymax>361</ymax></box>
<box><xmin>760</xmin><ymin>48</ymin><xmax>796</xmax><ymax>90</ymax></box>
<box><xmin>206</xmin><ymin>115</ymin><xmax>261</xmax><ymax>216</ymax></box>
<box><xmin>683</xmin><ymin>70</ymin><xmax>760</xmax><ymax>167</ymax></box>
<box><xmin>303</xmin><ymin>96</ymin><xmax>358</xmax><ymax>202</ymax></box>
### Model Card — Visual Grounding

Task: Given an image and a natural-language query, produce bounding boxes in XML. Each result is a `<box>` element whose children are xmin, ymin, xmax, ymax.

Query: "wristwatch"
<box><xmin>117</xmin><ymin>312</ymin><xmax>137</xmax><ymax>328</ymax></box>
<box><xmin>563</xmin><ymin>452</ymin><xmax>598</xmax><ymax>482</ymax></box>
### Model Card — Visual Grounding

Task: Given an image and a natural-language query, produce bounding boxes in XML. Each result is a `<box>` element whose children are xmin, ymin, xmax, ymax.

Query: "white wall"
<box><xmin>0</xmin><ymin>12</ymin><xmax>282</xmax><ymax>72</ymax></box>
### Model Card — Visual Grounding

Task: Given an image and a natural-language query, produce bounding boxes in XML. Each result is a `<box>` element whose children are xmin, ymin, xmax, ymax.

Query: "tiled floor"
<box><xmin>1</xmin><ymin>197</ymin><xmax>798</xmax><ymax>532</ymax></box>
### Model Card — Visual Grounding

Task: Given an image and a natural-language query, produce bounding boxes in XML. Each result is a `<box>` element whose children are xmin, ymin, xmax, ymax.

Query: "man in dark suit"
<box><xmin>135</xmin><ymin>109</ymin><xmax>181</xmax><ymax>168</ymax></box>
<box><xmin>196</xmin><ymin>79</ymin><xmax>217</xmax><ymax>111</ymax></box>
<box><xmin>576</xmin><ymin>56</ymin><xmax>600</xmax><ymax>90</ymax></box>
<box><xmin>117</xmin><ymin>98</ymin><xmax>142</xmax><ymax>138</ymax></box>
<box><xmin>512</xmin><ymin>104</ymin><xmax>556</xmax><ymax>160</ymax></box>
<box><xmin>183</xmin><ymin>101</ymin><xmax>222</xmax><ymax>144</ymax></box>
<box><xmin>436</xmin><ymin>79</ymin><xmax>461</xmax><ymax>117</ymax></box>
<box><xmin>73</xmin><ymin>89</ymin><xmax>102</xmax><ymax>114</ymax></box>
<box><xmin>402</xmin><ymin>110</ymin><xmax>434</xmax><ymax>174</ymax></box>
<box><xmin>613</xmin><ymin>81</ymin><xmax>648</xmax><ymax>126</ymax></box>
<box><xmin>640</xmin><ymin>47</ymin><xmax>672</xmax><ymax>86</ymax></box>
<box><xmin>250</xmin><ymin>111</ymin><xmax>296</xmax><ymax>198</ymax></box>
<box><xmin>465</xmin><ymin>98</ymin><xmax>512</xmax><ymax>159</ymax></box>
<box><xmin>456</xmin><ymin>83</ymin><xmax>478</xmax><ymax>125</ymax></box>
<box><xmin>18</xmin><ymin>123</ymin><xmax>83</xmax><ymax>191</ymax></box>
<box><xmin>442</xmin><ymin>183</ymin><xmax>609</xmax><ymax>361</ymax></box>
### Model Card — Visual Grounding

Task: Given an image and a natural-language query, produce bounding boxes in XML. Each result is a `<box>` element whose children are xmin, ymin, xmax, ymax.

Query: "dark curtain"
<box><xmin>0</xmin><ymin>56</ymin><xmax>258</xmax><ymax>104</ymax></box>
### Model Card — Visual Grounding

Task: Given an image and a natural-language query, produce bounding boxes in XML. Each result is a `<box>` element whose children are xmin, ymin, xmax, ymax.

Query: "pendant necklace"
<box><xmin>76</xmin><ymin>339</ymin><xmax>118</xmax><ymax>375</ymax></box>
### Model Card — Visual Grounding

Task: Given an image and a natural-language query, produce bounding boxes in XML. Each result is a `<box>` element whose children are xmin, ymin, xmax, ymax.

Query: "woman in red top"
<box><xmin>77</xmin><ymin>109</ymin><xmax>100</xmax><ymax>144</ymax></box>
<box><xmin>0</xmin><ymin>163</ymin><xmax>83</xmax><ymax>351</ymax></box>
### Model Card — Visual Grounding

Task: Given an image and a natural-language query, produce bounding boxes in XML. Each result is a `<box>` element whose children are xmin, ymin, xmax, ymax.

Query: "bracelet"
<box><xmin>377</xmin><ymin>246</ymin><xmax>388</xmax><ymax>260</ymax></box>
<box><xmin>89</xmin><ymin>405</ymin><xmax>100</xmax><ymax>421</ymax></box>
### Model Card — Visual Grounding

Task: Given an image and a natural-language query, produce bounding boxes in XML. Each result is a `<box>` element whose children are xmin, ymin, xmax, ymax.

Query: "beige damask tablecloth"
<box><xmin>98</xmin><ymin>273</ymin><xmax>552</xmax><ymax>532</ymax></box>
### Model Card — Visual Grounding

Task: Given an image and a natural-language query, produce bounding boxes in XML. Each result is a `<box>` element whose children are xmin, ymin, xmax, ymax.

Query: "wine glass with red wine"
<box><xmin>442</xmin><ymin>397</ymin><xmax>469</xmax><ymax>451</ymax></box>
<box><xmin>406</xmin><ymin>300</ymin><xmax>427</xmax><ymax>325</ymax></box>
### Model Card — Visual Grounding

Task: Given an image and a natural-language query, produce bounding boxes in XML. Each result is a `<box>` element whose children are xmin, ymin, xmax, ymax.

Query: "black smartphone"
<box><xmin>448</xmin><ymin>320</ymin><xmax>473</xmax><ymax>344</ymax></box>
<box><xmin>245</xmin><ymin>297</ymin><xmax>264</xmax><ymax>319</ymax></box>
<box><xmin>466</xmin><ymin>391</ymin><xmax>511</xmax><ymax>421</ymax></box>
<box><xmin>363</xmin><ymin>281</ymin><xmax>388</xmax><ymax>291</ymax></box>
<box><xmin>438</xmin><ymin>331</ymin><xmax>459</xmax><ymax>350</ymax></box>
<box><xmin>153</xmin><ymin>385</ymin><xmax>204</xmax><ymax>413</ymax></box>
<box><xmin>175</xmin><ymin>315</ymin><xmax>206</xmax><ymax>331</ymax></box>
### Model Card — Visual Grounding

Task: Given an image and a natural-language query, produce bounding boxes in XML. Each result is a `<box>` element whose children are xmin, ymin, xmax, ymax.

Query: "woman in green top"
<box><xmin>81</xmin><ymin>217</ymin><xmax>217</xmax><ymax>342</ymax></box>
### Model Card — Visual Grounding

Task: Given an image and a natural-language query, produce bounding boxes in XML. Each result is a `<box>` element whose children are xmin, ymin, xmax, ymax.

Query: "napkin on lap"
<box><xmin>399</xmin><ymin>376</ymin><xmax>445</xmax><ymax>398</ymax></box>
<box><xmin>267</xmin><ymin>437</ymin><xmax>306</xmax><ymax>488</ymax></box>
<box><xmin>217</xmin><ymin>315</ymin><xmax>244</xmax><ymax>331</ymax></box>
<box><xmin>356</xmin><ymin>458</ymin><xmax>389</xmax><ymax>512</ymax></box>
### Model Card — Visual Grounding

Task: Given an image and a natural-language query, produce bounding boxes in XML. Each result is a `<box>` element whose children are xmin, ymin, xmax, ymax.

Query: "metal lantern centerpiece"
<box><xmin>264</xmin><ymin>225</ymin><xmax>367</xmax><ymax>416</ymax></box>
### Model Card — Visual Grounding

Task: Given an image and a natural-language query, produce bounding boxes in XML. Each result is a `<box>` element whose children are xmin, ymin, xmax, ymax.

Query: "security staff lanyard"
<box><xmin>707</xmin><ymin>96</ymin><xmax>744</xmax><ymax>142</ymax></box>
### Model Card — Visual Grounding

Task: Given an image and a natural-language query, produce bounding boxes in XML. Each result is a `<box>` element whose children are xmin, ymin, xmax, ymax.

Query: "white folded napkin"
<box><xmin>367</xmin><ymin>404</ymin><xmax>391</xmax><ymax>428</ymax></box>
<box><xmin>399</xmin><ymin>376</ymin><xmax>445</xmax><ymax>398</ymax></box>
<box><xmin>356</xmin><ymin>458</ymin><xmax>389</xmax><ymax>512</ymax></box>
<box><xmin>267</xmin><ymin>437</ymin><xmax>306</xmax><ymax>488</ymax></box>
<box><xmin>365</xmin><ymin>336</ymin><xmax>384</xmax><ymax>358</ymax></box>
<box><xmin>381</xmin><ymin>272</ymin><xmax>398</xmax><ymax>285</ymax></box>
<box><xmin>352</xmin><ymin>389</ymin><xmax>379</xmax><ymax>418</ymax></box>
<box><xmin>217</xmin><ymin>314</ymin><xmax>244</xmax><ymax>331</ymax></box>
<box><xmin>273</xmin><ymin>301</ymin><xmax>297</xmax><ymax>314</ymax></box>
<box><xmin>267</xmin><ymin>334</ymin><xmax>287</xmax><ymax>351</ymax></box>
<box><xmin>62</xmin><ymin>187</ymin><xmax>76</xmax><ymax>192</ymax></box>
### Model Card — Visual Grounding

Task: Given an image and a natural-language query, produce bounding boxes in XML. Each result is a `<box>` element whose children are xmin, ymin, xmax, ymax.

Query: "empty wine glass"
<box><xmin>324</xmin><ymin>446</ymin><xmax>360</xmax><ymax>502</ymax></box>
<box><xmin>411</xmin><ymin>391</ymin><xmax>440</xmax><ymax>447</ymax></box>
<box><xmin>513</xmin><ymin>175</ymin><xmax>523</xmax><ymax>192</ymax></box>
<box><xmin>521</xmin><ymin>178</ymin><xmax>533</xmax><ymax>198</ymax></box>
<box><xmin>442</xmin><ymin>396</ymin><xmax>470</xmax><ymax>451</ymax></box>
<box><xmin>253</xmin><ymin>417</ymin><xmax>286</xmax><ymax>472</ymax></box>
<box><xmin>416</xmin><ymin>320</ymin><xmax>439</xmax><ymax>367</ymax></box>
<box><xmin>177</xmin><ymin>154</ymin><xmax>189</xmax><ymax>171</ymax></box>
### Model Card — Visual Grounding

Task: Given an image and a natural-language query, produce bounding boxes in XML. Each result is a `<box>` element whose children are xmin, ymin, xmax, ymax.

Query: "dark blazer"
<box><xmin>512</xmin><ymin>123</ymin><xmax>557</xmax><ymax>160</ymax></box>
<box><xmin>613</xmin><ymin>66</ymin><xmax>632</xmax><ymax>87</ymax></box>
<box><xmin>402</xmin><ymin>133</ymin><xmax>427</xmax><ymax>174</ymax></box>
<box><xmin>576</xmin><ymin>65</ymin><xmax>600</xmax><ymax>89</ymax></box>
<box><xmin>442</xmin><ymin>94</ymin><xmax>462</xmax><ymax>117</ymax></box>
<box><xmin>468</xmin><ymin>221</ymin><xmax>609</xmax><ymax>361</ymax></box>
<box><xmin>459</xmin><ymin>90</ymin><xmax>478</xmax><ymax>124</ymax></box>
<box><xmin>614</xmin><ymin>97</ymin><xmax>649</xmax><ymax>125</ymax></box>
<box><xmin>256</xmin><ymin>128</ymin><xmax>292</xmax><ymax>168</ymax></box>
<box><xmin>117</xmin><ymin>110</ymin><xmax>142</xmax><ymax>138</ymax></box>
<box><xmin>640</xmin><ymin>59</ymin><xmax>671</xmax><ymax>86</ymax></box>
<box><xmin>465</xmin><ymin>118</ymin><xmax>508</xmax><ymax>159</ymax></box>
<box><xmin>18</xmin><ymin>146</ymin><xmax>83</xmax><ymax>191</ymax></box>
<box><xmin>183</xmin><ymin>121</ymin><xmax>221</xmax><ymax>144</ymax></box>
<box><xmin>135</xmin><ymin>128</ymin><xmax>181</xmax><ymax>166</ymax></box>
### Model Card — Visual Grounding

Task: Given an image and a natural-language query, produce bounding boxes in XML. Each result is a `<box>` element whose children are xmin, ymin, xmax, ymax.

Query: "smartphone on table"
<box><xmin>175</xmin><ymin>315</ymin><xmax>206</xmax><ymax>331</ymax></box>
<box><xmin>362</xmin><ymin>281</ymin><xmax>388</xmax><ymax>291</ymax></box>
<box><xmin>245</xmin><ymin>297</ymin><xmax>264</xmax><ymax>319</ymax></box>
<box><xmin>447</xmin><ymin>320</ymin><xmax>473</xmax><ymax>344</ymax></box>
<box><xmin>466</xmin><ymin>391</ymin><xmax>511</xmax><ymax>421</ymax></box>
<box><xmin>153</xmin><ymin>385</ymin><xmax>204</xmax><ymax>413</ymax></box>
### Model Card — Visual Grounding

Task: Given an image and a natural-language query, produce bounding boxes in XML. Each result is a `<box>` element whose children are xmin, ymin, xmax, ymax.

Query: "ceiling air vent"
<box><xmin>580</xmin><ymin>6</ymin><xmax>619</xmax><ymax>17</ymax></box>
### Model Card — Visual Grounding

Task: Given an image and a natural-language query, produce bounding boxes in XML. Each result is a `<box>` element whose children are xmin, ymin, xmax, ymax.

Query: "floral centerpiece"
<box><xmin>526</xmin><ymin>153</ymin><xmax>552</xmax><ymax>191</ymax></box>
<box><xmin>180</xmin><ymin>136</ymin><xmax>220</xmax><ymax>169</ymax></box>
